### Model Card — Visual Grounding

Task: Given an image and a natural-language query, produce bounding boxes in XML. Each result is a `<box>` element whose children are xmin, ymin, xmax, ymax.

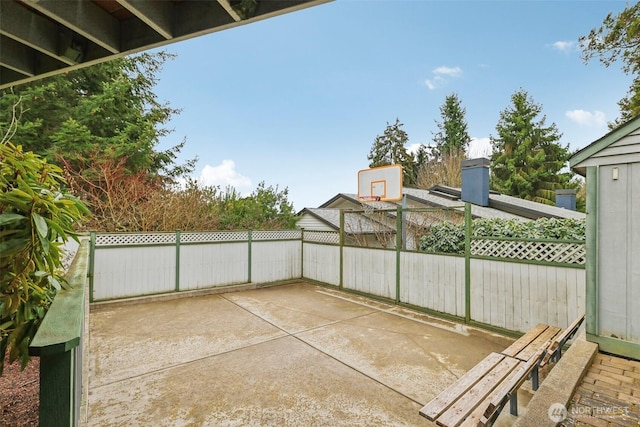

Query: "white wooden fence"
<box><xmin>91</xmin><ymin>230</ymin><xmax>301</xmax><ymax>301</ymax></box>
<box><xmin>90</xmin><ymin>229</ymin><xmax>585</xmax><ymax>334</ymax></box>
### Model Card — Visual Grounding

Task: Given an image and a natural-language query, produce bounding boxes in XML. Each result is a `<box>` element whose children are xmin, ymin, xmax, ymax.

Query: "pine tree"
<box><xmin>367</xmin><ymin>118</ymin><xmax>416</xmax><ymax>186</ymax></box>
<box><xmin>490</xmin><ymin>89</ymin><xmax>573</xmax><ymax>205</ymax></box>
<box><xmin>432</xmin><ymin>93</ymin><xmax>471</xmax><ymax>158</ymax></box>
<box><xmin>0</xmin><ymin>51</ymin><xmax>195</xmax><ymax>180</ymax></box>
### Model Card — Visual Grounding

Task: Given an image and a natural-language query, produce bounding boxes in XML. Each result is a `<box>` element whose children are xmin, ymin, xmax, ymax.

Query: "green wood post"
<box><xmin>89</xmin><ymin>232</ymin><xmax>95</xmax><ymax>303</ymax></box>
<box><xmin>464</xmin><ymin>203</ymin><xmax>472</xmax><ymax>323</ymax></box>
<box><xmin>175</xmin><ymin>230</ymin><xmax>181</xmax><ymax>292</ymax></box>
<box><xmin>248</xmin><ymin>229</ymin><xmax>253</xmax><ymax>283</ymax></box>
<box><xmin>300</xmin><ymin>228</ymin><xmax>305</xmax><ymax>279</ymax></box>
<box><xmin>585</xmin><ymin>166</ymin><xmax>599</xmax><ymax>336</ymax></box>
<box><xmin>30</xmin><ymin>241</ymin><xmax>89</xmax><ymax>427</ymax></box>
<box><xmin>39</xmin><ymin>350</ymin><xmax>75</xmax><ymax>426</ymax></box>
<box><xmin>396</xmin><ymin>205</ymin><xmax>402</xmax><ymax>304</ymax></box>
<box><xmin>339</xmin><ymin>211</ymin><xmax>344</xmax><ymax>290</ymax></box>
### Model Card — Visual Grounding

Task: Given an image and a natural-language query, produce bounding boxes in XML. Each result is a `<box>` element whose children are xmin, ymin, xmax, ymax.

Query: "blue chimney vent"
<box><xmin>555</xmin><ymin>189</ymin><xmax>577</xmax><ymax>211</ymax></box>
<box><xmin>461</xmin><ymin>158</ymin><xmax>490</xmax><ymax>207</ymax></box>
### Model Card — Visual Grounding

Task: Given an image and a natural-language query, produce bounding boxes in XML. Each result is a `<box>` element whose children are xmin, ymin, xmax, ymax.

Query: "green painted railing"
<box><xmin>30</xmin><ymin>239</ymin><xmax>90</xmax><ymax>427</ymax></box>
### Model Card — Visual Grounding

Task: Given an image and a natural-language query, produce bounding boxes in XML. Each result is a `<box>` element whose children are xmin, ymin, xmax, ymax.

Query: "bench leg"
<box><xmin>531</xmin><ymin>367</ymin><xmax>539</xmax><ymax>391</ymax></box>
<box><xmin>509</xmin><ymin>393</ymin><xmax>518</xmax><ymax>416</ymax></box>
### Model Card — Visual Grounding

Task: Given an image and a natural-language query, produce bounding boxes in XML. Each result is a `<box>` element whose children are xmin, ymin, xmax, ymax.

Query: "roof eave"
<box><xmin>569</xmin><ymin>115</ymin><xmax>640</xmax><ymax>173</ymax></box>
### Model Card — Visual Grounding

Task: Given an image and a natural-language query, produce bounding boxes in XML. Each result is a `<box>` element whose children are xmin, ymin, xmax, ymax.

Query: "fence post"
<box><xmin>464</xmin><ymin>203</ymin><xmax>471</xmax><ymax>323</ymax></box>
<box><xmin>175</xmin><ymin>230</ymin><xmax>181</xmax><ymax>292</ymax></box>
<box><xmin>300</xmin><ymin>228</ymin><xmax>305</xmax><ymax>279</ymax></box>
<box><xmin>396</xmin><ymin>205</ymin><xmax>402</xmax><ymax>304</ymax></box>
<box><xmin>339</xmin><ymin>211</ymin><xmax>344</xmax><ymax>290</ymax></box>
<box><xmin>89</xmin><ymin>231</ymin><xmax>95</xmax><ymax>303</ymax></box>
<box><xmin>248</xmin><ymin>229</ymin><xmax>253</xmax><ymax>283</ymax></box>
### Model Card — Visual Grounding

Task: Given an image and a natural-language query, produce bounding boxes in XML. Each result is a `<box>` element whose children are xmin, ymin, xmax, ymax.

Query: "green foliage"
<box><xmin>0</xmin><ymin>143</ymin><xmax>89</xmax><ymax>375</ymax></box>
<box><xmin>579</xmin><ymin>3</ymin><xmax>640</xmax><ymax>125</ymax></box>
<box><xmin>217</xmin><ymin>182</ymin><xmax>297</xmax><ymax>230</ymax></box>
<box><xmin>367</xmin><ymin>118</ymin><xmax>417</xmax><ymax>186</ymax></box>
<box><xmin>490</xmin><ymin>89</ymin><xmax>575</xmax><ymax>205</ymax></box>
<box><xmin>418</xmin><ymin>221</ymin><xmax>466</xmax><ymax>254</ymax></box>
<box><xmin>0</xmin><ymin>51</ymin><xmax>196</xmax><ymax>180</ymax></box>
<box><xmin>432</xmin><ymin>93</ymin><xmax>471</xmax><ymax>157</ymax></box>
<box><xmin>419</xmin><ymin>217</ymin><xmax>586</xmax><ymax>254</ymax></box>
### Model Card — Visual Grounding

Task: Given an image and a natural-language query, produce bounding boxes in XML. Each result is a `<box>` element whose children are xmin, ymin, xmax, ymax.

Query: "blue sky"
<box><xmin>152</xmin><ymin>0</ymin><xmax>631</xmax><ymax>211</ymax></box>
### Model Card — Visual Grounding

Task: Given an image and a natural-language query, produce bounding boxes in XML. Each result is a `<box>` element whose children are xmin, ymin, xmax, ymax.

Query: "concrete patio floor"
<box><xmin>86</xmin><ymin>282</ymin><xmax>519</xmax><ymax>426</ymax></box>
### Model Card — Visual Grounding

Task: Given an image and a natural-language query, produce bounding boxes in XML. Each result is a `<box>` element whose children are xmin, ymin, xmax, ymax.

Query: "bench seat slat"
<box><xmin>554</xmin><ymin>312</ymin><xmax>585</xmax><ymax>345</ymax></box>
<box><xmin>419</xmin><ymin>353</ymin><xmax>505</xmax><ymax>420</ymax></box>
<box><xmin>481</xmin><ymin>347</ymin><xmax>547</xmax><ymax>422</ymax></box>
<box><xmin>458</xmin><ymin>361</ymin><xmax>527</xmax><ymax>427</ymax></box>
<box><xmin>501</xmin><ymin>324</ymin><xmax>548</xmax><ymax>358</ymax></box>
<box><xmin>436</xmin><ymin>356</ymin><xmax>520</xmax><ymax>427</ymax></box>
<box><xmin>515</xmin><ymin>326</ymin><xmax>559</xmax><ymax>361</ymax></box>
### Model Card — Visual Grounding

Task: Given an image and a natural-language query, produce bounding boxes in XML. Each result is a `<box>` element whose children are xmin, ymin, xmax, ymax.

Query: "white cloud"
<box><xmin>425</xmin><ymin>76</ymin><xmax>442</xmax><ymax>90</ymax></box>
<box><xmin>198</xmin><ymin>160</ymin><xmax>252</xmax><ymax>190</ymax></box>
<box><xmin>468</xmin><ymin>137</ymin><xmax>492</xmax><ymax>158</ymax></box>
<box><xmin>433</xmin><ymin>66</ymin><xmax>463</xmax><ymax>77</ymax></box>
<box><xmin>406</xmin><ymin>143</ymin><xmax>423</xmax><ymax>155</ymax></box>
<box><xmin>551</xmin><ymin>40</ymin><xmax>575</xmax><ymax>53</ymax></box>
<box><xmin>565</xmin><ymin>109</ymin><xmax>606</xmax><ymax>127</ymax></box>
<box><xmin>425</xmin><ymin>66</ymin><xmax>462</xmax><ymax>90</ymax></box>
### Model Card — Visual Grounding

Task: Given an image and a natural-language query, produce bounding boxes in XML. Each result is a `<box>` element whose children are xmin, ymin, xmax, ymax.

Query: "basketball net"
<box><xmin>359</xmin><ymin>196</ymin><xmax>381</xmax><ymax>215</ymax></box>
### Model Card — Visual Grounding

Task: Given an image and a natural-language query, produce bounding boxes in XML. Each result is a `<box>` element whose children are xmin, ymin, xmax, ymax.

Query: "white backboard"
<box><xmin>357</xmin><ymin>164</ymin><xmax>403</xmax><ymax>202</ymax></box>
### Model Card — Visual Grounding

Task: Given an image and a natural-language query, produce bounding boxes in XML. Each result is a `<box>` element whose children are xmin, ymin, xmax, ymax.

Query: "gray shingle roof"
<box><xmin>303</xmin><ymin>208</ymin><xmax>395</xmax><ymax>234</ymax></box>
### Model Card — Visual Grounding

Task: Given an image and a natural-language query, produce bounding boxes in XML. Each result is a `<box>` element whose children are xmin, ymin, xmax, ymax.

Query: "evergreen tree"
<box><xmin>0</xmin><ymin>51</ymin><xmax>195</xmax><ymax>180</ymax></box>
<box><xmin>432</xmin><ymin>93</ymin><xmax>471</xmax><ymax>157</ymax></box>
<box><xmin>490</xmin><ymin>89</ymin><xmax>573</xmax><ymax>205</ymax></box>
<box><xmin>580</xmin><ymin>3</ymin><xmax>640</xmax><ymax>126</ymax></box>
<box><xmin>367</xmin><ymin>118</ymin><xmax>416</xmax><ymax>186</ymax></box>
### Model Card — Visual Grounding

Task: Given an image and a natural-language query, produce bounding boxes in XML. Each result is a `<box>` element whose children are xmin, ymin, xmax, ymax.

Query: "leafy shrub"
<box><xmin>0</xmin><ymin>143</ymin><xmax>89</xmax><ymax>375</ymax></box>
<box><xmin>419</xmin><ymin>217</ymin><xmax>586</xmax><ymax>254</ymax></box>
<box><xmin>418</xmin><ymin>221</ymin><xmax>466</xmax><ymax>254</ymax></box>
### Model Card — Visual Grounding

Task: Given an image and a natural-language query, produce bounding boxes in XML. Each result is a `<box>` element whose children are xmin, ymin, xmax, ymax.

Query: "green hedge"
<box><xmin>419</xmin><ymin>217</ymin><xmax>586</xmax><ymax>254</ymax></box>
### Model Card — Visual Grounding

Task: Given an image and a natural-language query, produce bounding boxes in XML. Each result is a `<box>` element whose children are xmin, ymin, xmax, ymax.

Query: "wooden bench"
<box><xmin>419</xmin><ymin>313</ymin><xmax>586</xmax><ymax>426</ymax></box>
<box><xmin>419</xmin><ymin>347</ymin><xmax>547</xmax><ymax>427</ymax></box>
<box><xmin>499</xmin><ymin>313</ymin><xmax>586</xmax><ymax>388</ymax></box>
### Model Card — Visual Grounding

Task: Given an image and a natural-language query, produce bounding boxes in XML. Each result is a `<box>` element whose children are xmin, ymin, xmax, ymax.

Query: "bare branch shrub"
<box><xmin>416</xmin><ymin>149</ymin><xmax>465</xmax><ymax>189</ymax></box>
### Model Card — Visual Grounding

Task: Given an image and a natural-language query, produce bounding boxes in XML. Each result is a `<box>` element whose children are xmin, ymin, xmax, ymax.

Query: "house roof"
<box><xmin>307</xmin><ymin>185</ymin><xmax>585</xmax><ymax>222</ymax></box>
<box><xmin>570</xmin><ymin>115</ymin><xmax>640</xmax><ymax>176</ymax></box>
<box><xmin>298</xmin><ymin>207</ymin><xmax>395</xmax><ymax>234</ymax></box>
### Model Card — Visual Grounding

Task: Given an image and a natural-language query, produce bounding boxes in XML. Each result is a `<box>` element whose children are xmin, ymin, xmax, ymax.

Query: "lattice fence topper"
<box><xmin>95</xmin><ymin>233</ymin><xmax>177</xmax><ymax>246</ymax></box>
<box><xmin>252</xmin><ymin>230</ymin><xmax>301</xmax><ymax>241</ymax></box>
<box><xmin>471</xmin><ymin>239</ymin><xmax>586</xmax><ymax>265</ymax></box>
<box><xmin>180</xmin><ymin>231</ymin><xmax>249</xmax><ymax>243</ymax></box>
<box><xmin>303</xmin><ymin>231</ymin><xmax>340</xmax><ymax>244</ymax></box>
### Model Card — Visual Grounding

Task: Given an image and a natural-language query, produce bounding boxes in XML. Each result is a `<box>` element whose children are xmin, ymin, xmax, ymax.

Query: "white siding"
<box><xmin>579</xmin><ymin>132</ymin><xmax>640</xmax><ymax>167</ymax></box>
<box><xmin>598</xmin><ymin>162</ymin><xmax>640</xmax><ymax>343</ymax></box>
<box><xmin>296</xmin><ymin>215</ymin><xmax>335</xmax><ymax>231</ymax></box>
